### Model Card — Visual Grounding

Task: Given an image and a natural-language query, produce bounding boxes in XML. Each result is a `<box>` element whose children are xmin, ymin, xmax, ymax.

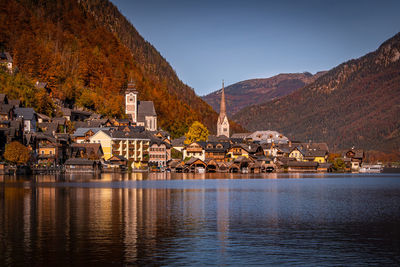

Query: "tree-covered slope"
<box><xmin>0</xmin><ymin>0</ymin><xmax>244</xmax><ymax>137</ymax></box>
<box><xmin>233</xmin><ymin>32</ymin><xmax>400</xmax><ymax>152</ymax></box>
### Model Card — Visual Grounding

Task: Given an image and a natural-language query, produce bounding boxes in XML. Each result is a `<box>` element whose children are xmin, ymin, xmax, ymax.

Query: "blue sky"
<box><xmin>110</xmin><ymin>0</ymin><xmax>400</xmax><ymax>95</ymax></box>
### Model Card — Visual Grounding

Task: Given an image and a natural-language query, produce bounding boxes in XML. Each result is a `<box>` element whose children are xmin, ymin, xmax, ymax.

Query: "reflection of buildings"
<box><xmin>0</xmin><ymin>176</ymin><xmax>182</xmax><ymax>265</ymax></box>
<box><xmin>217</xmin><ymin>186</ymin><xmax>230</xmax><ymax>259</ymax></box>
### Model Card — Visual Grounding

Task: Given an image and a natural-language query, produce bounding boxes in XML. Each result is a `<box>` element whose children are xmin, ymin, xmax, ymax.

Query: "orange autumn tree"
<box><xmin>3</xmin><ymin>141</ymin><xmax>31</xmax><ymax>165</ymax></box>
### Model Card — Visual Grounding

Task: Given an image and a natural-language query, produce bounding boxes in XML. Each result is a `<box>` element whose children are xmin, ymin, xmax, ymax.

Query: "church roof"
<box><xmin>137</xmin><ymin>101</ymin><xmax>156</xmax><ymax>122</ymax></box>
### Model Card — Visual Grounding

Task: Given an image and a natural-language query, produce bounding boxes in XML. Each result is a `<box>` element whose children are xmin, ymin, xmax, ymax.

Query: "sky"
<box><xmin>110</xmin><ymin>0</ymin><xmax>400</xmax><ymax>96</ymax></box>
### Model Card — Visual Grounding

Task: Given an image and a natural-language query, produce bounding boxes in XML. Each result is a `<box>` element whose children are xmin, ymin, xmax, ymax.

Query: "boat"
<box><xmin>359</xmin><ymin>164</ymin><xmax>383</xmax><ymax>173</ymax></box>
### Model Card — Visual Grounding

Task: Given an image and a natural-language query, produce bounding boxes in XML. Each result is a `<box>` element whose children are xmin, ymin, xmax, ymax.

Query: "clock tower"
<box><xmin>125</xmin><ymin>80</ymin><xmax>138</xmax><ymax>123</ymax></box>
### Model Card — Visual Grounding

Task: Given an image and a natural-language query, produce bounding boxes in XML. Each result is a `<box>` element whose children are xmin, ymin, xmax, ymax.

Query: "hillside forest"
<box><xmin>0</xmin><ymin>0</ymin><xmax>244</xmax><ymax>138</ymax></box>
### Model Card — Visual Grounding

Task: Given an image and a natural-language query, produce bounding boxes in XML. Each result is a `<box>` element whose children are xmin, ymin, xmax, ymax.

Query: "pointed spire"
<box><xmin>220</xmin><ymin>80</ymin><xmax>226</xmax><ymax>116</ymax></box>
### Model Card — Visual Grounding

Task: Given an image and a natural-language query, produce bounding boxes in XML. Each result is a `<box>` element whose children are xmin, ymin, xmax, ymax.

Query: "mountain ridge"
<box><xmin>202</xmin><ymin>71</ymin><xmax>326</xmax><ymax>116</ymax></box>
<box><xmin>233</xmin><ymin>32</ymin><xmax>400</xmax><ymax>153</ymax></box>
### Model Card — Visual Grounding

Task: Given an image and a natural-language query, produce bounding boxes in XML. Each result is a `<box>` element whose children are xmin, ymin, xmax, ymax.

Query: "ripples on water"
<box><xmin>0</xmin><ymin>173</ymin><xmax>399</xmax><ymax>266</ymax></box>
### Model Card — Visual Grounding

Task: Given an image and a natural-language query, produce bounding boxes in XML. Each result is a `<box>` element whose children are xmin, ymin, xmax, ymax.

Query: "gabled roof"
<box><xmin>73</xmin><ymin>127</ymin><xmax>110</xmax><ymax>137</ymax></box>
<box><xmin>0</xmin><ymin>94</ymin><xmax>7</xmax><ymax>104</ymax></box>
<box><xmin>290</xmin><ymin>146</ymin><xmax>306</xmax><ymax>155</ymax></box>
<box><xmin>305</xmin><ymin>150</ymin><xmax>327</xmax><ymax>157</ymax></box>
<box><xmin>109</xmin><ymin>155</ymin><xmax>127</xmax><ymax>161</ymax></box>
<box><xmin>232</xmin><ymin>143</ymin><xmax>261</xmax><ymax>153</ymax></box>
<box><xmin>302</xmin><ymin>142</ymin><xmax>329</xmax><ymax>152</ymax></box>
<box><xmin>198</xmin><ymin>141</ymin><xmax>230</xmax><ymax>152</ymax></box>
<box><xmin>230</xmin><ymin>133</ymin><xmax>250</xmax><ymax>139</ymax></box>
<box><xmin>15</xmin><ymin>107</ymin><xmax>36</xmax><ymax>120</ymax></box>
<box><xmin>37</xmin><ymin>113</ymin><xmax>51</xmax><ymax>121</ymax></box>
<box><xmin>52</xmin><ymin>117</ymin><xmax>66</xmax><ymax>124</ymax></box>
<box><xmin>185</xmin><ymin>157</ymin><xmax>206</xmax><ymax>166</ymax></box>
<box><xmin>137</xmin><ymin>101</ymin><xmax>156</xmax><ymax>122</ymax></box>
<box><xmin>171</xmin><ymin>136</ymin><xmax>186</xmax><ymax>147</ymax></box>
<box><xmin>150</xmin><ymin>137</ymin><xmax>171</xmax><ymax>148</ymax></box>
<box><xmin>71</xmin><ymin>143</ymin><xmax>103</xmax><ymax>156</ymax></box>
<box><xmin>110</xmin><ymin>130</ymin><xmax>150</xmax><ymax>140</ymax></box>
<box><xmin>0</xmin><ymin>52</ymin><xmax>12</xmax><ymax>63</ymax></box>
<box><xmin>0</xmin><ymin>104</ymin><xmax>13</xmax><ymax>114</ymax></box>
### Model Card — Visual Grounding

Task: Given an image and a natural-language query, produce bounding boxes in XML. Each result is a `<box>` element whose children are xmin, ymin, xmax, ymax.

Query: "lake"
<box><xmin>1</xmin><ymin>173</ymin><xmax>399</xmax><ymax>266</ymax></box>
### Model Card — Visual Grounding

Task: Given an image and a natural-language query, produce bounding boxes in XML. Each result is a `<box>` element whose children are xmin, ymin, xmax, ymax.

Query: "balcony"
<box><xmin>112</xmin><ymin>143</ymin><xmax>120</xmax><ymax>149</ymax></box>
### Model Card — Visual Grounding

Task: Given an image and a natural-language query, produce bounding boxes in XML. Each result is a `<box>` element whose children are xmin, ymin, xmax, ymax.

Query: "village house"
<box><xmin>73</xmin><ymin>127</ymin><xmax>110</xmax><ymax>143</ymax></box>
<box><xmin>246</xmin><ymin>130</ymin><xmax>289</xmax><ymax>144</ymax></box>
<box><xmin>34</xmin><ymin>132</ymin><xmax>68</xmax><ymax>165</ymax></box>
<box><xmin>289</xmin><ymin>146</ymin><xmax>306</xmax><ymax>161</ymax></box>
<box><xmin>227</xmin><ymin>143</ymin><xmax>263</xmax><ymax>160</ymax></box>
<box><xmin>343</xmin><ymin>148</ymin><xmax>364</xmax><ymax>171</ymax></box>
<box><xmin>104</xmin><ymin>155</ymin><xmax>128</xmax><ymax>170</ymax></box>
<box><xmin>171</xmin><ymin>136</ymin><xmax>186</xmax><ymax>152</ymax></box>
<box><xmin>200</xmin><ymin>141</ymin><xmax>230</xmax><ymax>162</ymax></box>
<box><xmin>70</xmin><ymin>143</ymin><xmax>104</xmax><ymax>160</ymax></box>
<box><xmin>182</xmin><ymin>142</ymin><xmax>206</xmax><ymax>161</ymax></box>
<box><xmin>64</xmin><ymin>158</ymin><xmax>101</xmax><ymax>173</ymax></box>
<box><xmin>61</xmin><ymin>108</ymin><xmax>92</xmax><ymax>121</ymax></box>
<box><xmin>89</xmin><ymin>129</ymin><xmax>113</xmax><ymax>160</ymax></box>
<box><xmin>149</xmin><ymin>139</ymin><xmax>171</xmax><ymax>168</ymax></box>
<box><xmin>0</xmin><ymin>52</ymin><xmax>13</xmax><ymax>73</ymax></box>
<box><xmin>14</xmin><ymin>107</ymin><xmax>37</xmax><ymax>133</ymax></box>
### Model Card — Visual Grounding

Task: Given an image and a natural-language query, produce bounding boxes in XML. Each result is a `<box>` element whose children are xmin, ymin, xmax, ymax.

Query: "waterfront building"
<box><xmin>89</xmin><ymin>130</ymin><xmax>113</xmax><ymax>160</ymax></box>
<box><xmin>217</xmin><ymin>81</ymin><xmax>229</xmax><ymax>137</ymax></box>
<box><xmin>182</xmin><ymin>142</ymin><xmax>206</xmax><ymax>161</ymax></box>
<box><xmin>149</xmin><ymin>139</ymin><xmax>171</xmax><ymax>167</ymax></box>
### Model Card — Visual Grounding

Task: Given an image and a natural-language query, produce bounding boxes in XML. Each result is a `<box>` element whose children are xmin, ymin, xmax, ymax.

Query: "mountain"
<box><xmin>0</xmin><ymin>0</ymin><xmax>244</xmax><ymax>137</ymax></box>
<box><xmin>233</xmin><ymin>32</ymin><xmax>400</xmax><ymax>153</ymax></box>
<box><xmin>202</xmin><ymin>72</ymin><xmax>326</xmax><ymax>116</ymax></box>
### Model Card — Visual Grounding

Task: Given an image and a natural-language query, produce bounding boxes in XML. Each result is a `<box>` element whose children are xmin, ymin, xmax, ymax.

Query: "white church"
<box><xmin>125</xmin><ymin>80</ymin><xmax>157</xmax><ymax>131</ymax></box>
<box><xmin>217</xmin><ymin>81</ymin><xmax>230</xmax><ymax>137</ymax></box>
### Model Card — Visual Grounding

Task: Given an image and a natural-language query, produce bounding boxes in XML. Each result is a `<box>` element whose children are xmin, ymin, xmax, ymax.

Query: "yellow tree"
<box><xmin>184</xmin><ymin>121</ymin><xmax>209</xmax><ymax>144</ymax></box>
<box><xmin>3</xmin><ymin>141</ymin><xmax>31</xmax><ymax>165</ymax></box>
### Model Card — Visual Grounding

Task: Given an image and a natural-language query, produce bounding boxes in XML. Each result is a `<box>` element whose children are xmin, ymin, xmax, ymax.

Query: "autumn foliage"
<box><xmin>0</xmin><ymin>0</ymin><xmax>245</xmax><ymax>138</ymax></box>
<box><xmin>184</xmin><ymin>121</ymin><xmax>209</xmax><ymax>144</ymax></box>
<box><xmin>4</xmin><ymin>141</ymin><xmax>31</xmax><ymax>165</ymax></box>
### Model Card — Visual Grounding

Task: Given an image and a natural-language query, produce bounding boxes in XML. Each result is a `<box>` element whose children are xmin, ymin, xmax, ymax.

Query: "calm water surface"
<box><xmin>0</xmin><ymin>173</ymin><xmax>399</xmax><ymax>266</ymax></box>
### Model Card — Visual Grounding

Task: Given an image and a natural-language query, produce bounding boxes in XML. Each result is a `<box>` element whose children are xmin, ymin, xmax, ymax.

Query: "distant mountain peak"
<box><xmin>202</xmin><ymin>72</ymin><xmax>326</xmax><ymax>116</ymax></box>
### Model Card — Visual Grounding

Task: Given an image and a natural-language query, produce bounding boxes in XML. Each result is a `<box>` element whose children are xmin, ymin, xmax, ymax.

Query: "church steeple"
<box><xmin>220</xmin><ymin>80</ymin><xmax>226</xmax><ymax>116</ymax></box>
<box><xmin>217</xmin><ymin>80</ymin><xmax>230</xmax><ymax>137</ymax></box>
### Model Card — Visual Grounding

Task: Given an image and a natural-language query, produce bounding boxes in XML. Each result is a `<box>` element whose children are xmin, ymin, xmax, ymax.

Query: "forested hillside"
<box><xmin>234</xmin><ymin>32</ymin><xmax>400</xmax><ymax>153</ymax></box>
<box><xmin>0</xmin><ymin>0</ymin><xmax>244</xmax><ymax>137</ymax></box>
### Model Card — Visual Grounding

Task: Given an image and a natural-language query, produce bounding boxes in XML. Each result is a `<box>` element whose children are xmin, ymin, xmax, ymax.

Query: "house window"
<box><xmin>50</xmin><ymin>151</ymin><xmax>52</xmax><ymax>155</ymax></box>
<box><xmin>41</xmin><ymin>151</ymin><xmax>44</xmax><ymax>155</ymax></box>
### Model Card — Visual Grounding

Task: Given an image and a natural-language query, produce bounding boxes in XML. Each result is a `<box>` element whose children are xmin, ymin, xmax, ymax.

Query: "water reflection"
<box><xmin>0</xmin><ymin>173</ymin><xmax>400</xmax><ymax>265</ymax></box>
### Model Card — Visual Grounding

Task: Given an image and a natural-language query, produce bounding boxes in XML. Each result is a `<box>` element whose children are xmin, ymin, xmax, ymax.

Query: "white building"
<box><xmin>125</xmin><ymin>80</ymin><xmax>157</xmax><ymax>131</ymax></box>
